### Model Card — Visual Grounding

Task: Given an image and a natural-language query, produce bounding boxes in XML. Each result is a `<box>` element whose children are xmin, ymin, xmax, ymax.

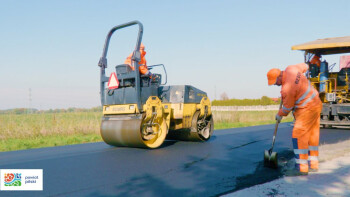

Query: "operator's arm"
<box><xmin>138</xmin><ymin>56</ymin><xmax>150</xmax><ymax>75</ymax></box>
<box><xmin>139</xmin><ymin>65</ymin><xmax>149</xmax><ymax>75</ymax></box>
<box><xmin>278</xmin><ymin>83</ymin><xmax>296</xmax><ymax>116</ymax></box>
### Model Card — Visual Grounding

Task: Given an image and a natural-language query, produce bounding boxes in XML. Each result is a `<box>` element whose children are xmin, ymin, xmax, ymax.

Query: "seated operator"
<box><xmin>310</xmin><ymin>54</ymin><xmax>321</xmax><ymax>67</ymax></box>
<box><xmin>124</xmin><ymin>43</ymin><xmax>150</xmax><ymax>75</ymax></box>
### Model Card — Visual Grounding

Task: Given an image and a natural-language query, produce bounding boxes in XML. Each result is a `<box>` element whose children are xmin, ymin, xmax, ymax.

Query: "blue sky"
<box><xmin>1</xmin><ymin>0</ymin><xmax>349</xmax><ymax>109</ymax></box>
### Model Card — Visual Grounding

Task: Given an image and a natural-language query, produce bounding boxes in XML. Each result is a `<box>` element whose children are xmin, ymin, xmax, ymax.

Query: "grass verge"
<box><xmin>214</xmin><ymin>119</ymin><xmax>293</xmax><ymax>130</ymax></box>
<box><xmin>213</xmin><ymin>110</ymin><xmax>294</xmax><ymax>130</ymax></box>
<box><xmin>0</xmin><ymin>134</ymin><xmax>101</xmax><ymax>152</ymax></box>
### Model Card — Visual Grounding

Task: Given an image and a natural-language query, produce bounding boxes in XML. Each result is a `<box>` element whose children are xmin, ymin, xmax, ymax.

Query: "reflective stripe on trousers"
<box><xmin>293</xmin><ymin>138</ymin><xmax>319</xmax><ymax>171</ymax></box>
<box><xmin>308</xmin><ymin>156</ymin><xmax>318</xmax><ymax>161</ymax></box>
<box><xmin>292</xmin><ymin>101</ymin><xmax>321</xmax><ymax>172</ymax></box>
<box><xmin>309</xmin><ymin>146</ymin><xmax>319</xmax><ymax>169</ymax></box>
<box><xmin>294</xmin><ymin>149</ymin><xmax>308</xmax><ymax>154</ymax></box>
<box><xmin>292</xmin><ymin>138</ymin><xmax>309</xmax><ymax>172</ymax></box>
<box><xmin>309</xmin><ymin>146</ymin><xmax>318</xmax><ymax>151</ymax></box>
<box><xmin>295</xmin><ymin>158</ymin><xmax>308</xmax><ymax>164</ymax></box>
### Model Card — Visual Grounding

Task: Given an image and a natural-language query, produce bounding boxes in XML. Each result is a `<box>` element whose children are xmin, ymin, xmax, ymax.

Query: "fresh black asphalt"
<box><xmin>1</xmin><ymin>123</ymin><xmax>350</xmax><ymax>197</ymax></box>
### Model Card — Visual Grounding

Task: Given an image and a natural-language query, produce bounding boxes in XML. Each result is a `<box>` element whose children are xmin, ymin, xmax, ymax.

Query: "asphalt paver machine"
<box><xmin>97</xmin><ymin>21</ymin><xmax>214</xmax><ymax>148</ymax></box>
<box><xmin>292</xmin><ymin>36</ymin><xmax>350</xmax><ymax>127</ymax></box>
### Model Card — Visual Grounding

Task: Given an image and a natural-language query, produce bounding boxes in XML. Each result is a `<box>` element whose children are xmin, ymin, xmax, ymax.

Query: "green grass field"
<box><xmin>0</xmin><ymin>111</ymin><xmax>293</xmax><ymax>152</ymax></box>
<box><xmin>0</xmin><ymin>112</ymin><xmax>101</xmax><ymax>151</ymax></box>
<box><xmin>212</xmin><ymin>111</ymin><xmax>293</xmax><ymax>129</ymax></box>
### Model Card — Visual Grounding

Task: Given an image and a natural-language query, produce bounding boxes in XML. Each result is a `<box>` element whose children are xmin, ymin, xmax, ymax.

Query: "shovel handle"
<box><xmin>271</xmin><ymin>101</ymin><xmax>283</xmax><ymax>149</ymax></box>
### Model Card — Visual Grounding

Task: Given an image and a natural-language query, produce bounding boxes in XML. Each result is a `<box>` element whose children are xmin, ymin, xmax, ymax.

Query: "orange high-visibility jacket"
<box><xmin>278</xmin><ymin>63</ymin><xmax>320</xmax><ymax>116</ymax></box>
<box><xmin>124</xmin><ymin>50</ymin><xmax>149</xmax><ymax>75</ymax></box>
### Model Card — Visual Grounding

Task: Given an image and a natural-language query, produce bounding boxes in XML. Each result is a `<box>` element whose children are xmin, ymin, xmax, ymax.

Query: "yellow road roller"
<box><xmin>97</xmin><ymin>21</ymin><xmax>213</xmax><ymax>148</ymax></box>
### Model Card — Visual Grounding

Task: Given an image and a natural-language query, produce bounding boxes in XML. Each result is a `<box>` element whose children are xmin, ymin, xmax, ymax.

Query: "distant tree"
<box><xmin>91</xmin><ymin>107</ymin><xmax>102</xmax><ymax>112</ymax></box>
<box><xmin>260</xmin><ymin>96</ymin><xmax>271</xmax><ymax>105</ymax></box>
<box><xmin>67</xmin><ymin>108</ymin><xmax>75</xmax><ymax>112</ymax></box>
<box><xmin>14</xmin><ymin>108</ymin><xmax>26</xmax><ymax>114</ymax></box>
<box><xmin>220</xmin><ymin>92</ymin><xmax>229</xmax><ymax>101</ymax></box>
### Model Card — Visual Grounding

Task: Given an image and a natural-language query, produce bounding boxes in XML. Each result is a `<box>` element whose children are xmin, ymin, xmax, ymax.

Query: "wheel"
<box><xmin>191</xmin><ymin>111</ymin><xmax>214</xmax><ymax>141</ymax></box>
<box><xmin>141</xmin><ymin>116</ymin><xmax>167</xmax><ymax>148</ymax></box>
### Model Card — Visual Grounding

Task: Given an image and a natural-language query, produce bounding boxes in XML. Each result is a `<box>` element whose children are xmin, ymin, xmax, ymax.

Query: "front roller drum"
<box><xmin>101</xmin><ymin>114</ymin><xmax>167</xmax><ymax>148</ymax></box>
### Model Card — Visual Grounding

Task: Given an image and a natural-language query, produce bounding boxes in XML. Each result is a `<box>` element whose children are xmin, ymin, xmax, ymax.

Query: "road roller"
<box><xmin>97</xmin><ymin>21</ymin><xmax>214</xmax><ymax>148</ymax></box>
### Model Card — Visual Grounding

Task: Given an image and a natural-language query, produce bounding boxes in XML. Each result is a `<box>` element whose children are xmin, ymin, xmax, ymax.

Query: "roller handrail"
<box><xmin>98</xmin><ymin>21</ymin><xmax>143</xmax><ymax>110</ymax></box>
<box><xmin>148</xmin><ymin>64</ymin><xmax>167</xmax><ymax>85</ymax></box>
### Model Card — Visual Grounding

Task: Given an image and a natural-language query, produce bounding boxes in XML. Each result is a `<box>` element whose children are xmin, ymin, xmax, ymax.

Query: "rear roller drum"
<box><xmin>194</xmin><ymin>112</ymin><xmax>214</xmax><ymax>141</ymax></box>
<box><xmin>167</xmin><ymin>111</ymin><xmax>214</xmax><ymax>141</ymax></box>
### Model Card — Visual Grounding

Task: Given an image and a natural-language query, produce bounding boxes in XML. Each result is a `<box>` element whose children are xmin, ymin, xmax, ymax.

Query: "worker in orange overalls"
<box><xmin>124</xmin><ymin>43</ymin><xmax>150</xmax><ymax>75</ymax></box>
<box><xmin>267</xmin><ymin>63</ymin><xmax>322</xmax><ymax>176</ymax></box>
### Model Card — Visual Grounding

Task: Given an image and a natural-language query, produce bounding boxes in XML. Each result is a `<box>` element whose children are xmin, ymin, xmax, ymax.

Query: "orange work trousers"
<box><xmin>292</xmin><ymin>102</ymin><xmax>322</xmax><ymax>173</ymax></box>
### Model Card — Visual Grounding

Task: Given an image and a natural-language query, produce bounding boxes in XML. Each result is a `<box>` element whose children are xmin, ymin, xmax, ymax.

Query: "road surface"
<box><xmin>1</xmin><ymin>123</ymin><xmax>350</xmax><ymax>197</ymax></box>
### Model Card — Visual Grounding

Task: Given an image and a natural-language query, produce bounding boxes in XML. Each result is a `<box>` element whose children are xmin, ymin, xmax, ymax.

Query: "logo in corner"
<box><xmin>4</xmin><ymin>173</ymin><xmax>21</xmax><ymax>186</ymax></box>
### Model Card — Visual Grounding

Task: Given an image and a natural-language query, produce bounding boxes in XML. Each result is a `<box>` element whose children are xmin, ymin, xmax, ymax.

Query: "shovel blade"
<box><xmin>264</xmin><ymin>150</ymin><xmax>278</xmax><ymax>169</ymax></box>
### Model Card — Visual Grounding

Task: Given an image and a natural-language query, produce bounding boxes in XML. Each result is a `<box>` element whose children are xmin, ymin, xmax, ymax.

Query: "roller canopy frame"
<box><xmin>98</xmin><ymin>20</ymin><xmax>144</xmax><ymax>110</ymax></box>
<box><xmin>292</xmin><ymin>36</ymin><xmax>350</xmax><ymax>55</ymax></box>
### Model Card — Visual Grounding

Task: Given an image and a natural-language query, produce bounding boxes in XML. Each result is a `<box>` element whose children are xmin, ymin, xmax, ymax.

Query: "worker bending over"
<box><xmin>267</xmin><ymin>63</ymin><xmax>322</xmax><ymax>176</ymax></box>
<box><xmin>124</xmin><ymin>43</ymin><xmax>150</xmax><ymax>75</ymax></box>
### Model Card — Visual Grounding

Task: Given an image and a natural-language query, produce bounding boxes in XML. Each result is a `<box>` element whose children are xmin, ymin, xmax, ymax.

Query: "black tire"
<box><xmin>191</xmin><ymin>111</ymin><xmax>214</xmax><ymax>141</ymax></box>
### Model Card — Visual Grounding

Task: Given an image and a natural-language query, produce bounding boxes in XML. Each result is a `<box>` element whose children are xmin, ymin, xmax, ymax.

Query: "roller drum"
<box><xmin>101</xmin><ymin>114</ymin><xmax>167</xmax><ymax>148</ymax></box>
<box><xmin>167</xmin><ymin>111</ymin><xmax>214</xmax><ymax>141</ymax></box>
<box><xmin>101</xmin><ymin>114</ymin><xmax>145</xmax><ymax>148</ymax></box>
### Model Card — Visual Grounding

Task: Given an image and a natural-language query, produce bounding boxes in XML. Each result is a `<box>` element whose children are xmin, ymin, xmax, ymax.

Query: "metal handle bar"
<box><xmin>148</xmin><ymin>64</ymin><xmax>167</xmax><ymax>85</ymax></box>
<box><xmin>98</xmin><ymin>21</ymin><xmax>143</xmax><ymax>109</ymax></box>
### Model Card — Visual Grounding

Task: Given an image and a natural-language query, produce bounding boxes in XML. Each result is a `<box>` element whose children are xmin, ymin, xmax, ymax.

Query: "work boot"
<box><xmin>309</xmin><ymin>168</ymin><xmax>318</xmax><ymax>172</ymax></box>
<box><xmin>284</xmin><ymin>168</ymin><xmax>308</xmax><ymax>176</ymax></box>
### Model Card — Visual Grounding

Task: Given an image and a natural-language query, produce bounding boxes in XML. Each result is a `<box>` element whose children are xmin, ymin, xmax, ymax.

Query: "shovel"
<box><xmin>264</xmin><ymin>101</ymin><xmax>282</xmax><ymax>169</ymax></box>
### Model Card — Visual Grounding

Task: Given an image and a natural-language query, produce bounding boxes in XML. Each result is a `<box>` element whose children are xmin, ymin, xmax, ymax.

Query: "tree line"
<box><xmin>212</xmin><ymin>96</ymin><xmax>280</xmax><ymax>106</ymax></box>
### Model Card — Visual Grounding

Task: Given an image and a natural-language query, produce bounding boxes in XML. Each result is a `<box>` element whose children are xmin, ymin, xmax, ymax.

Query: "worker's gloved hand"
<box><xmin>143</xmin><ymin>71</ymin><xmax>153</xmax><ymax>78</ymax></box>
<box><xmin>148</xmin><ymin>72</ymin><xmax>156</xmax><ymax>82</ymax></box>
<box><xmin>275</xmin><ymin>114</ymin><xmax>282</xmax><ymax>123</ymax></box>
<box><xmin>148</xmin><ymin>71</ymin><xmax>153</xmax><ymax>79</ymax></box>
